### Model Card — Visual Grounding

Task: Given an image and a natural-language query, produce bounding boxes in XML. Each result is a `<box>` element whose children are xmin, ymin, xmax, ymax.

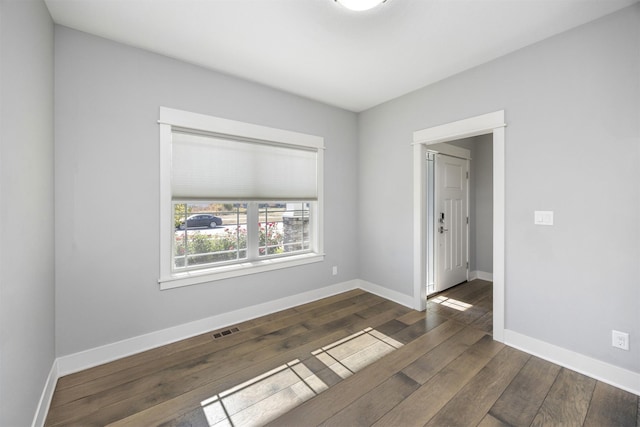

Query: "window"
<box><xmin>159</xmin><ymin>107</ymin><xmax>324</xmax><ymax>289</ymax></box>
<box><xmin>173</xmin><ymin>201</ymin><xmax>311</xmax><ymax>268</ymax></box>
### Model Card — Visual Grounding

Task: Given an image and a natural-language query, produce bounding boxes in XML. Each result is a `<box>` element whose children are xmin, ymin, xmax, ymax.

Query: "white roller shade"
<box><xmin>171</xmin><ymin>131</ymin><xmax>317</xmax><ymax>200</ymax></box>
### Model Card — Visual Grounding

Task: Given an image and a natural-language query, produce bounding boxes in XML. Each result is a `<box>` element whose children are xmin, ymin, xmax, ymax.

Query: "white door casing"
<box><xmin>435</xmin><ymin>154</ymin><xmax>469</xmax><ymax>292</ymax></box>
<box><xmin>412</xmin><ymin>110</ymin><xmax>505</xmax><ymax>342</ymax></box>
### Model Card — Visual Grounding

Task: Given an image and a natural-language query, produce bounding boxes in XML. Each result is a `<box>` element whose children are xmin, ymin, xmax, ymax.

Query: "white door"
<box><xmin>435</xmin><ymin>154</ymin><xmax>469</xmax><ymax>292</ymax></box>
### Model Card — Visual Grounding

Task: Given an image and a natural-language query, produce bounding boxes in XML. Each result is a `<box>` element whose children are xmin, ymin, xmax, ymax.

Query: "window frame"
<box><xmin>159</xmin><ymin>107</ymin><xmax>324</xmax><ymax>290</ymax></box>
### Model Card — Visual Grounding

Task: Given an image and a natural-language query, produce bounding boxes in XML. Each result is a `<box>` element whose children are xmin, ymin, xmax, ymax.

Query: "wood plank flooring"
<box><xmin>45</xmin><ymin>280</ymin><xmax>639</xmax><ymax>426</ymax></box>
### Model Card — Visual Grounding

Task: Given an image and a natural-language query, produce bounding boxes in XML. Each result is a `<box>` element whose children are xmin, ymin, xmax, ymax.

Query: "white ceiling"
<box><xmin>45</xmin><ymin>0</ymin><xmax>638</xmax><ymax>112</ymax></box>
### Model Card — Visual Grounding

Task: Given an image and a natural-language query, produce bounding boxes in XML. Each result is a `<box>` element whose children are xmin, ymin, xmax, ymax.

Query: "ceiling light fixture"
<box><xmin>335</xmin><ymin>0</ymin><xmax>387</xmax><ymax>12</ymax></box>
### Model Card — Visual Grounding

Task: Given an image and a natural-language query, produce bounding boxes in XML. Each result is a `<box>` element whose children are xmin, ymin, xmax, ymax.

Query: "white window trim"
<box><xmin>159</xmin><ymin>107</ymin><xmax>325</xmax><ymax>289</ymax></box>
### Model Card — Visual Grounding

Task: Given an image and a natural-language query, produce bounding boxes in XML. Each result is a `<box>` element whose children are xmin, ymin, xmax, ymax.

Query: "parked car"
<box><xmin>178</xmin><ymin>214</ymin><xmax>223</xmax><ymax>229</ymax></box>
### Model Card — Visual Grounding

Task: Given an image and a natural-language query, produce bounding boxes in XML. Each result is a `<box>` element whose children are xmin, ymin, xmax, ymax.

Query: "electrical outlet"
<box><xmin>612</xmin><ymin>330</ymin><xmax>629</xmax><ymax>351</ymax></box>
<box><xmin>534</xmin><ymin>211</ymin><xmax>554</xmax><ymax>225</ymax></box>
<box><xmin>332</xmin><ymin>266</ymin><xmax>338</xmax><ymax>276</ymax></box>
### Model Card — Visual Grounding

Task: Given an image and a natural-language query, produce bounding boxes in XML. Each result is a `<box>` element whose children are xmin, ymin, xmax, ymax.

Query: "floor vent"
<box><xmin>212</xmin><ymin>327</ymin><xmax>240</xmax><ymax>340</ymax></box>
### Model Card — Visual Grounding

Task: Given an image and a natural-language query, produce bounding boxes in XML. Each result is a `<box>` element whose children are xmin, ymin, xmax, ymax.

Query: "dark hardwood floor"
<box><xmin>45</xmin><ymin>280</ymin><xmax>639</xmax><ymax>426</ymax></box>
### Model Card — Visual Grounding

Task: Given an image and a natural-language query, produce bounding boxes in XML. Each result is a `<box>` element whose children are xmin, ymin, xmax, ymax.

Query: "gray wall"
<box><xmin>54</xmin><ymin>27</ymin><xmax>359</xmax><ymax>356</ymax></box>
<box><xmin>359</xmin><ymin>4</ymin><xmax>639</xmax><ymax>373</ymax></box>
<box><xmin>472</xmin><ymin>134</ymin><xmax>493</xmax><ymax>274</ymax></box>
<box><xmin>0</xmin><ymin>0</ymin><xmax>55</xmax><ymax>425</ymax></box>
<box><xmin>447</xmin><ymin>134</ymin><xmax>493</xmax><ymax>275</ymax></box>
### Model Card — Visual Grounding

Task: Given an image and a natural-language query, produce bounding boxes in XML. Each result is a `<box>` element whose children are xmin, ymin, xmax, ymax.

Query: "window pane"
<box><xmin>172</xmin><ymin>201</ymin><xmax>312</xmax><ymax>273</ymax></box>
<box><xmin>173</xmin><ymin>202</ymin><xmax>248</xmax><ymax>270</ymax></box>
<box><xmin>258</xmin><ymin>203</ymin><xmax>310</xmax><ymax>257</ymax></box>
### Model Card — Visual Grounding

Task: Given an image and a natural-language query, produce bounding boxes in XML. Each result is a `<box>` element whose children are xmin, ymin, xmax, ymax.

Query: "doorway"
<box><xmin>412</xmin><ymin>111</ymin><xmax>506</xmax><ymax>342</ymax></box>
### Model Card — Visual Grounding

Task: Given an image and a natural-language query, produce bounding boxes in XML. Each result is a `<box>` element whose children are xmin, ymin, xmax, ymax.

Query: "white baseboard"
<box><xmin>31</xmin><ymin>359</ymin><xmax>58</xmax><ymax>427</ymax></box>
<box><xmin>57</xmin><ymin>280</ymin><xmax>359</xmax><ymax>377</ymax></box>
<box><xmin>357</xmin><ymin>279</ymin><xmax>414</xmax><ymax>308</ymax></box>
<box><xmin>505</xmin><ymin>329</ymin><xmax>640</xmax><ymax>396</ymax></box>
<box><xmin>469</xmin><ymin>270</ymin><xmax>493</xmax><ymax>281</ymax></box>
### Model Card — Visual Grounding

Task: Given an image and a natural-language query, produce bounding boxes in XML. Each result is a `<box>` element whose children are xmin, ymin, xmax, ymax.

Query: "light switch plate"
<box><xmin>534</xmin><ymin>211</ymin><xmax>554</xmax><ymax>226</ymax></box>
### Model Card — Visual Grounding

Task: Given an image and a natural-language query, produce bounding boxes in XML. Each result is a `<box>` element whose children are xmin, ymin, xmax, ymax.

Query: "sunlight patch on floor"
<box><xmin>430</xmin><ymin>295</ymin><xmax>472</xmax><ymax>311</ymax></box>
<box><xmin>200</xmin><ymin>327</ymin><xmax>401</xmax><ymax>426</ymax></box>
<box><xmin>201</xmin><ymin>359</ymin><xmax>322</xmax><ymax>427</ymax></box>
<box><xmin>313</xmin><ymin>327</ymin><xmax>403</xmax><ymax>376</ymax></box>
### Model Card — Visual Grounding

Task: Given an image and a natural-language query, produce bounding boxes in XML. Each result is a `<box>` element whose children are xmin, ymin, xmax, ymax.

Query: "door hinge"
<box><xmin>466</xmin><ymin>171</ymin><xmax>469</xmax><ymax>179</ymax></box>
<box><xmin>466</xmin><ymin>216</ymin><xmax>469</xmax><ymax>224</ymax></box>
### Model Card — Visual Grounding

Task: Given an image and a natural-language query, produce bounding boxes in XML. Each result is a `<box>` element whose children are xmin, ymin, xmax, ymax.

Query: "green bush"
<box><xmin>174</xmin><ymin>223</ymin><xmax>283</xmax><ymax>267</ymax></box>
<box><xmin>259</xmin><ymin>223</ymin><xmax>284</xmax><ymax>255</ymax></box>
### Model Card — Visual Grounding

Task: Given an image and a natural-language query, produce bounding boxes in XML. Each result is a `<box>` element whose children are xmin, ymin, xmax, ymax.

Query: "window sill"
<box><xmin>159</xmin><ymin>252</ymin><xmax>325</xmax><ymax>290</ymax></box>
